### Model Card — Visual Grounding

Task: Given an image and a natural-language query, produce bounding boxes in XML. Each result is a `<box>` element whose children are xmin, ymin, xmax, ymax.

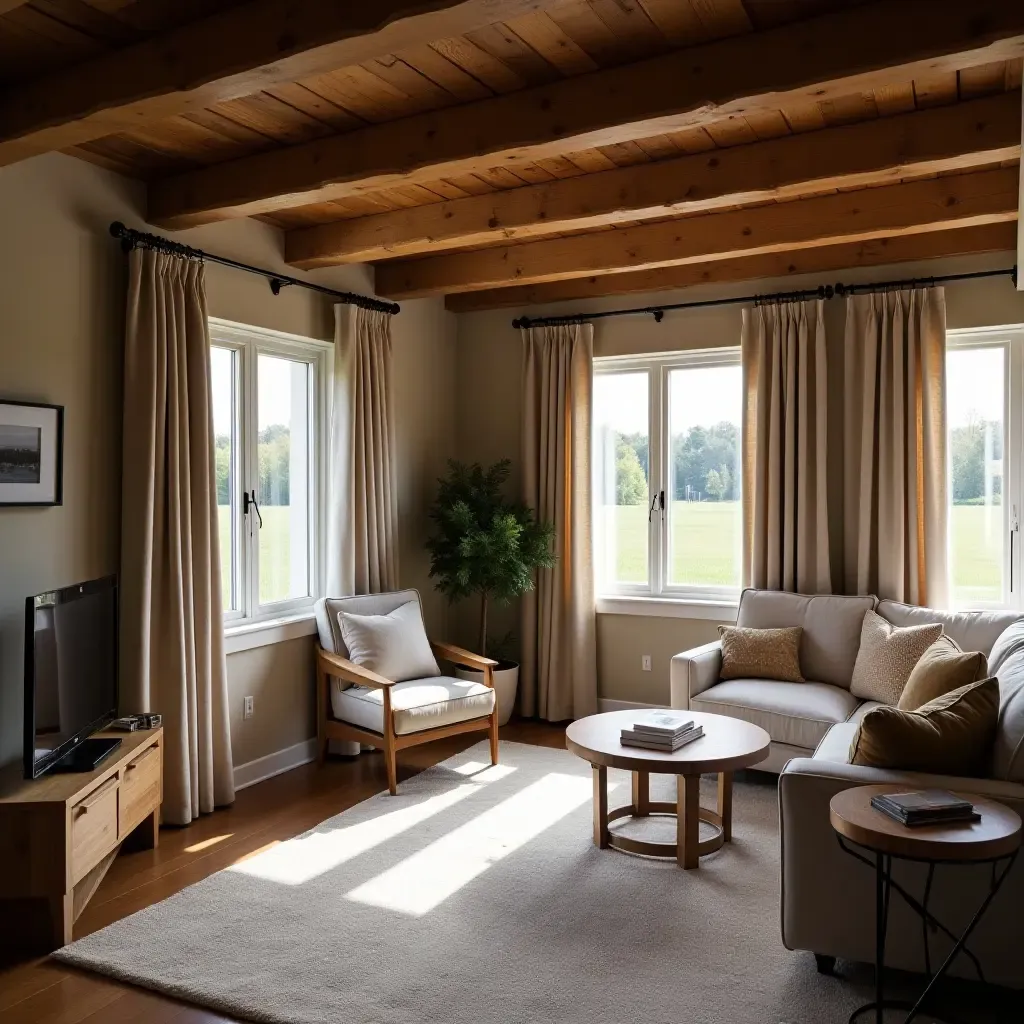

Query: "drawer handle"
<box><xmin>76</xmin><ymin>776</ymin><xmax>119</xmax><ymax>813</ymax></box>
<box><xmin>126</xmin><ymin>746</ymin><xmax>158</xmax><ymax>772</ymax></box>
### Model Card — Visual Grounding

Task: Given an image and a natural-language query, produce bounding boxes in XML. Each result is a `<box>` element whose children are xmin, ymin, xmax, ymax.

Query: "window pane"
<box><xmin>948</xmin><ymin>345</ymin><xmax>1005</xmax><ymax>607</ymax></box>
<box><xmin>668</xmin><ymin>365</ymin><xmax>742</xmax><ymax>588</ymax></box>
<box><xmin>257</xmin><ymin>354</ymin><xmax>311</xmax><ymax>604</ymax></box>
<box><xmin>211</xmin><ymin>346</ymin><xmax>237</xmax><ymax>612</ymax></box>
<box><xmin>593</xmin><ymin>372</ymin><xmax>649</xmax><ymax>586</ymax></box>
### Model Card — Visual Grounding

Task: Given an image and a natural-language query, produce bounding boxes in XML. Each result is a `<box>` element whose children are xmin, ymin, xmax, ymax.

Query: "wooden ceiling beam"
<box><xmin>0</xmin><ymin>0</ymin><xmax>556</xmax><ymax>167</ymax></box>
<box><xmin>147</xmin><ymin>0</ymin><xmax>1024</xmax><ymax>228</ymax></box>
<box><xmin>286</xmin><ymin>92</ymin><xmax>1022</xmax><ymax>267</ymax></box>
<box><xmin>444</xmin><ymin>223</ymin><xmax>1019</xmax><ymax>312</ymax></box>
<box><xmin>375</xmin><ymin>166</ymin><xmax>1020</xmax><ymax>297</ymax></box>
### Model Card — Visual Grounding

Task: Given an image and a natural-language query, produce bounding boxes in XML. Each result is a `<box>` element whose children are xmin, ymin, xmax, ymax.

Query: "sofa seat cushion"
<box><xmin>735</xmin><ymin>589</ymin><xmax>876</xmax><ymax>689</ymax></box>
<box><xmin>330</xmin><ymin>676</ymin><xmax>495</xmax><ymax>736</ymax></box>
<box><xmin>813</xmin><ymin>722</ymin><xmax>860</xmax><ymax>764</ymax></box>
<box><xmin>847</xmin><ymin>700</ymin><xmax>884</xmax><ymax>725</ymax></box>
<box><xmin>691</xmin><ymin>679</ymin><xmax>860</xmax><ymax>750</ymax></box>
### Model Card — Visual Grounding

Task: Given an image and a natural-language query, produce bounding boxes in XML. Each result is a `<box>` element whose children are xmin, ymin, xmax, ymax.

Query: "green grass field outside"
<box><xmin>216</xmin><ymin>500</ymin><xmax>1005</xmax><ymax>611</ymax></box>
<box><xmin>218</xmin><ymin>504</ymin><xmax>303</xmax><ymax>609</ymax></box>
<box><xmin>600</xmin><ymin>500</ymin><xmax>1004</xmax><ymax>602</ymax></box>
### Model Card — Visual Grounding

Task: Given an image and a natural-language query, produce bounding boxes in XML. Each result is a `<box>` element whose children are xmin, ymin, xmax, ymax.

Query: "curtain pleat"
<box><xmin>842</xmin><ymin>287</ymin><xmax>948</xmax><ymax>606</ymax></box>
<box><xmin>741</xmin><ymin>299</ymin><xmax>831</xmax><ymax>593</ymax></box>
<box><xmin>520</xmin><ymin>324</ymin><xmax>598</xmax><ymax>721</ymax></box>
<box><xmin>120</xmin><ymin>248</ymin><xmax>234</xmax><ymax>826</ymax></box>
<box><xmin>327</xmin><ymin>304</ymin><xmax>398</xmax><ymax>596</ymax></box>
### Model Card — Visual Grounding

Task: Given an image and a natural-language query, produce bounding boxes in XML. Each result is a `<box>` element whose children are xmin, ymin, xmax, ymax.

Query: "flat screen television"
<box><xmin>24</xmin><ymin>575</ymin><xmax>119</xmax><ymax>779</ymax></box>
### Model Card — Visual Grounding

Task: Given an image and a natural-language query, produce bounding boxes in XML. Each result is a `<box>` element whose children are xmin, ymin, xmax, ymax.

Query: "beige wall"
<box><xmin>0</xmin><ymin>153</ymin><xmax>457</xmax><ymax>770</ymax></box>
<box><xmin>455</xmin><ymin>250</ymin><xmax>1024</xmax><ymax>707</ymax></box>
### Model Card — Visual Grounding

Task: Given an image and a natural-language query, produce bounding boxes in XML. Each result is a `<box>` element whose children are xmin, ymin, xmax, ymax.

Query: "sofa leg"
<box><xmin>814</xmin><ymin>954</ymin><xmax>836</xmax><ymax>976</ymax></box>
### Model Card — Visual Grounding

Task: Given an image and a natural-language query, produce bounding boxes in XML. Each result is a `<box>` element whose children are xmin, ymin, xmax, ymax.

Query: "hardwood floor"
<box><xmin>0</xmin><ymin>720</ymin><xmax>567</xmax><ymax>1024</ymax></box>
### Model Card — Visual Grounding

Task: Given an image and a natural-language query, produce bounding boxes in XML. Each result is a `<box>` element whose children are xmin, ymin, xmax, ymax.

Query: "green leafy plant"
<box><xmin>427</xmin><ymin>459</ymin><xmax>556</xmax><ymax>658</ymax></box>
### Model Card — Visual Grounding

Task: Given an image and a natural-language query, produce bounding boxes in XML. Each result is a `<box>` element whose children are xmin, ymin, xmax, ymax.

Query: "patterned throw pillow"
<box><xmin>849</xmin><ymin>610</ymin><xmax>942</xmax><ymax>704</ymax></box>
<box><xmin>898</xmin><ymin>634</ymin><xmax>988</xmax><ymax>711</ymax></box>
<box><xmin>718</xmin><ymin>625</ymin><xmax>804</xmax><ymax>683</ymax></box>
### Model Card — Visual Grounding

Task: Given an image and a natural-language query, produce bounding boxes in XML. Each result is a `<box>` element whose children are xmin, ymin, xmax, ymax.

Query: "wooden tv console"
<box><xmin>0</xmin><ymin>728</ymin><xmax>162</xmax><ymax>952</ymax></box>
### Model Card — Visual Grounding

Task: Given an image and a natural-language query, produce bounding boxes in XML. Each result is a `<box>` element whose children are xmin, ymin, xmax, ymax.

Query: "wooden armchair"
<box><xmin>313</xmin><ymin>590</ymin><xmax>499</xmax><ymax>795</ymax></box>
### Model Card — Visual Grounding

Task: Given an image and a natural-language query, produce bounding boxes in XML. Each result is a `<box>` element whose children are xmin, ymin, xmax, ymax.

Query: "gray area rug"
<box><xmin>55</xmin><ymin>741</ymin><xmax>997</xmax><ymax>1023</ymax></box>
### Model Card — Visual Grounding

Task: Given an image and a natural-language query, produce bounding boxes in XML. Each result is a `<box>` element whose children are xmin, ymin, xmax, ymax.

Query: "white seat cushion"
<box><xmin>692</xmin><ymin>679</ymin><xmax>861</xmax><ymax>750</ymax></box>
<box><xmin>812</xmin><ymin>722</ymin><xmax>860</xmax><ymax>764</ymax></box>
<box><xmin>330</xmin><ymin>676</ymin><xmax>495</xmax><ymax>736</ymax></box>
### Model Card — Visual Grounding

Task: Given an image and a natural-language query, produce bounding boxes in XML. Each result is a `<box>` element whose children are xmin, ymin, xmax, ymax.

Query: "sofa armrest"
<box><xmin>779</xmin><ymin>756</ymin><xmax>1024</xmax><ymax>968</ymax></box>
<box><xmin>670</xmin><ymin>642</ymin><xmax>722</xmax><ymax>710</ymax></box>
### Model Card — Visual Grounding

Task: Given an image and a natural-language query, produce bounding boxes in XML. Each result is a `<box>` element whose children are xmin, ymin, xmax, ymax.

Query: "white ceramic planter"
<box><xmin>455</xmin><ymin>661</ymin><xmax>519</xmax><ymax>726</ymax></box>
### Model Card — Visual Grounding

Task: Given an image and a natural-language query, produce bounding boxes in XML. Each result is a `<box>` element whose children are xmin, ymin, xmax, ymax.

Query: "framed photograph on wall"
<box><xmin>0</xmin><ymin>400</ymin><xmax>63</xmax><ymax>507</ymax></box>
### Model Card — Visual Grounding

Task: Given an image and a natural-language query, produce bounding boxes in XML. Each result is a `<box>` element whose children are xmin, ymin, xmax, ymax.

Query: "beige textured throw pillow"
<box><xmin>898</xmin><ymin>634</ymin><xmax>988</xmax><ymax>711</ymax></box>
<box><xmin>850</xmin><ymin>677</ymin><xmax>999</xmax><ymax>776</ymax></box>
<box><xmin>718</xmin><ymin>625</ymin><xmax>804</xmax><ymax>683</ymax></box>
<box><xmin>849</xmin><ymin>610</ymin><xmax>942</xmax><ymax>704</ymax></box>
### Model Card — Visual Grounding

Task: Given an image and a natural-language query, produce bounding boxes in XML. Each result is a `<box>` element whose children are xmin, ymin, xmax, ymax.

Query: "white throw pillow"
<box><xmin>337</xmin><ymin>600</ymin><xmax>440</xmax><ymax>682</ymax></box>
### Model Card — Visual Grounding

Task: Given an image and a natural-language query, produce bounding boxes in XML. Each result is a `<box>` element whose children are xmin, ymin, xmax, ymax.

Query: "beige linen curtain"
<box><xmin>327</xmin><ymin>304</ymin><xmax>399</xmax><ymax>596</ymax></box>
<box><xmin>741</xmin><ymin>299</ymin><xmax>831</xmax><ymax>593</ymax></box>
<box><xmin>843</xmin><ymin>287</ymin><xmax>948</xmax><ymax>606</ymax></box>
<box><xmin>520</xmin><ymin>324</ymin><xmax>598</xmax><ymax>721</ymax></box>
<box><xmin>120</xmin><ymin>248</ymin><xmax>234</xmax><ymax>826</ymax></box>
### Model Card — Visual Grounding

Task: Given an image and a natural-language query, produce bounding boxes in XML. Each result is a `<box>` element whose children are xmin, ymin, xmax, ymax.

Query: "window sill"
<box><xmin>596</xmin><ymin>596</ymin><xmax>738</xmax><ymax>622</ymax></box>
<box><xmin>224</xmin><ymin>612</ymin><xmax>318</xmax><ymax>655</ymax></box>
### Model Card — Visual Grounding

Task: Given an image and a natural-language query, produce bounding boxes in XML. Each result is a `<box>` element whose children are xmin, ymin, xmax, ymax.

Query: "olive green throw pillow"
<box><xmin>898</xmin><ymin>635</ymin><xmax>988</xmax><ymax>711</ymax></box>
<box><xmin>850</xmin><ymin>677</ymin><xmax>999</xmax><ymax>777</ymax></box>
<box><xmin>718</xmin><ymin>625</ymin><xmax>804</xmax><ymax>683</ymax></box>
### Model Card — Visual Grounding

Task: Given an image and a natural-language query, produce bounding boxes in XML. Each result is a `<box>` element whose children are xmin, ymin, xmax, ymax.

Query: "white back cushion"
<box><xmin>338</xmin><ymin>600</ymin><xmax>440</xmax><ymax>682</ymax></box>
<box><xmin>314</xmin><ymin>589</ymin><xmax>423</xmax><ymax>657</ymax></box>
<box><xmin>736</xmin><ymin>589</ymin><xmax>876</xmax><ymax>689</ymax></box>
<box><xmin>877</xmin><ymin>600</ymin><xmax>1022</xmax><ymax>659</ymax></box>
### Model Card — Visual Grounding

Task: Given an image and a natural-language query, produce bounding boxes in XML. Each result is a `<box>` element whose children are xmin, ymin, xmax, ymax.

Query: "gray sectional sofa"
<box><xmin>671</xmin><ymin>588</ymin><xmax>1024</xmax><ymax>987</ymax></box>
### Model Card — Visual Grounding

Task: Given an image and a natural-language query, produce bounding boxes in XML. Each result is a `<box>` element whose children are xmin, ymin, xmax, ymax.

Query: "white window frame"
<box><xmin>210</xmin><ymin>318</ymin><xmax>332</xmax><ymax>629</ymax></box>
<box><xmin>946</xmin><ymin>324</ymin><xmax>1024</xmax><ymax>612</ymax></box>
<box><xmin>594</xmin><ymin>347</ymin><xmax>743</xmax><ymax>609</ymax></box>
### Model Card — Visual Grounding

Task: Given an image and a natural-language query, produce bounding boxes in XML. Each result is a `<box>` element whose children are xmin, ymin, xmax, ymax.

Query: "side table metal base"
<box><xmin>837</xmin><ymin>836</ymin><xmax>1016</xmax><ymax>1024</ymax></box>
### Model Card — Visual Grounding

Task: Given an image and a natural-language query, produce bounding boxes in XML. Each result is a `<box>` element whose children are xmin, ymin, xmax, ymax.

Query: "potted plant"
<box><xmin>426</xmin><ymin>459</ymin><xmax>556</xmax><ymax>725</ymax></box>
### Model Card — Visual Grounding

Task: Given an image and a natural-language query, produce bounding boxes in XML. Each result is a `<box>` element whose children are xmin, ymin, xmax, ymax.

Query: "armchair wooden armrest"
<box><xmin>317</xmin><ymin>648</ymin><xmax>396</xmax><ymax>690</ymax></box>
<box><xmin>430</xmin><ymin>640</ymin><xmax>499</xmax><ymax>673</ymax></box>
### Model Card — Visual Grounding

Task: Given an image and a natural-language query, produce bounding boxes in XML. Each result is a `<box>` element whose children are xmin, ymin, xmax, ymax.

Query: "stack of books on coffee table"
<box><xmin>620</xmin><ymin>711</ymin><xmax>703</xmax><ymax>752</ymax></box>
<box><xmin>870</xmin><ymin>790</ymin><xmax>979</xmax><ymax>828</ymax></box>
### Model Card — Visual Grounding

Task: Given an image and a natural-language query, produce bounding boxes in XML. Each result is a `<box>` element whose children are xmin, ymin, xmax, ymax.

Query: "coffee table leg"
<box><xmin>718</xmin><ymin>771</ymin><xmax>733</xmax><ymax>843</ymax></box>
<box><xmin>592</xmin><ymin>765</ymin><xmax>609</xmax><ymax>848</ymax></box>
<box><xmin>677</xmin><ymin>774</ymin><xmax>700</xmax><ymax>869</ymax></box>
<box><xmin>632</xmin><ymin>770</ymin><xmax>650</xmax><ymax>817</ymax></box>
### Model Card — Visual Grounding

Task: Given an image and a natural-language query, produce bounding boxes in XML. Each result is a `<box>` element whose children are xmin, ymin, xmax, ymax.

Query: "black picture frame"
<box><xmin>0</xmin><ymin>399</ymin><xmax>64</xmax><ymax>507</ymax></box>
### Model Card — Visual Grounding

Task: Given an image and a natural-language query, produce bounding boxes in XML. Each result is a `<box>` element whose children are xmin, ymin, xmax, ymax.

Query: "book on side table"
<box><xmin>870</xmin><ymin>790</ymin><xmax>980</xmax><ymax>828</ymax></box>
<box><xmin>621</xmin><ymin>711</ymin><xmax>704</xmax><ymax>752</ymax></box>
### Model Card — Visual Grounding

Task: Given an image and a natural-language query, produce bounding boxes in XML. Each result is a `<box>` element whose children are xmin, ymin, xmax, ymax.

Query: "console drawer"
<box><xmin>120</xmin><ymin>742</ymin><xmax>161</xmax><ymax>838</ymax></box>
<box><xmin>70</xmin><ymin>775</ymin><xmax>119</xmax><ymax>884</ymax></box>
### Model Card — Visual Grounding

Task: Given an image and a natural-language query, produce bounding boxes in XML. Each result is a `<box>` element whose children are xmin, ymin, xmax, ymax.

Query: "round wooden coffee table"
<box><xmin>565</xmin><ymin>710</ymin><xmax>770</xmax><ymax>869</ymax></box>
<box><xmin>830</xmin><ymin>785</ymin><xmax>1021</xmax><ymax>1024</ymax></box>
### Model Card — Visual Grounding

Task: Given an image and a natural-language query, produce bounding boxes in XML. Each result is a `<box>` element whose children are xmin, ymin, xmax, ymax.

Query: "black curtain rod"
<box><xmin>511</xmin><ymin>266</ymin><xmax>1017</xmax><ymax>329</ymax></box>
<box><xmin>109</xmin><ymin>222</ymin><xmax>400</xmax><ymax>316</ymax></box>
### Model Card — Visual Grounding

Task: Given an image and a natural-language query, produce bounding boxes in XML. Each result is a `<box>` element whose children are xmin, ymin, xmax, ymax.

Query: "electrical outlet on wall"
<box><xmin>243</xmin><ymin>695</ymin><xmax>254</xmax><ymax>719</ymax></box>
<box><xmin>641</xmin><ymin>655</ymin><xmax>652</xmax><ymax>672</ymax></box>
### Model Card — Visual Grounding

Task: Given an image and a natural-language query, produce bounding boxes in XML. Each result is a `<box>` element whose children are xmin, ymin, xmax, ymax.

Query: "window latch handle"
<box><xmin>243</xmin><ymin>490</ymin><xmax>263</xmax><ymax>529</ymax></box>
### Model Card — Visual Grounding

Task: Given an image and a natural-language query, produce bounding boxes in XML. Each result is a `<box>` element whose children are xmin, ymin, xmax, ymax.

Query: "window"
<box><xmin>946</xmin><ymin>326</ymin><xmax>1024</xmax><ymax>610</ymax></box>
<box><xmin>210</xmin><ymin>320</ymin><xmax>330</xmax><ymax>625</ymax></box>
<box><xmin>594</xmin><ymin>350</ymin><xmax>743</xmax><ymax>603</ymax></box>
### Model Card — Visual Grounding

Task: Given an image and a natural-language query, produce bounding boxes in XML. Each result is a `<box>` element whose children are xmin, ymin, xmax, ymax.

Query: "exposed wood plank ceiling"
<box><xmin>0</xmin><ymin>0</ymin><xmax>1020</xmax><ymax>310</ymax></box>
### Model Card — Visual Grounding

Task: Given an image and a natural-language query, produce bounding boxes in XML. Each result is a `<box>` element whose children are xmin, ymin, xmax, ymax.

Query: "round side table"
<box><xmin>829</xmin><ymin>785</ymin><xmax>1021</xmax><ymax>1024</ymax></box>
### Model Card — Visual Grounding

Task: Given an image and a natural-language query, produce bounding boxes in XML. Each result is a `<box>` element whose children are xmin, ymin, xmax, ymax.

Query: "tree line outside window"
<box><xmin>603</xmin><ymin>420</ymin><xmax>740</xmax><ymax>506</ymax></box>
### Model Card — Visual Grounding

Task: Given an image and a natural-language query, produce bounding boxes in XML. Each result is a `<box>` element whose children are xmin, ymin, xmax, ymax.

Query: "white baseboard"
<box><xmin>598</xmin><ymin>698</ymin><xmax>667</xmax><ymax>713</ymax></box>
<box><xmin>233</xmin><ymin>737</ymin><xmax>317</xmax><ymax>791</ymax></box>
